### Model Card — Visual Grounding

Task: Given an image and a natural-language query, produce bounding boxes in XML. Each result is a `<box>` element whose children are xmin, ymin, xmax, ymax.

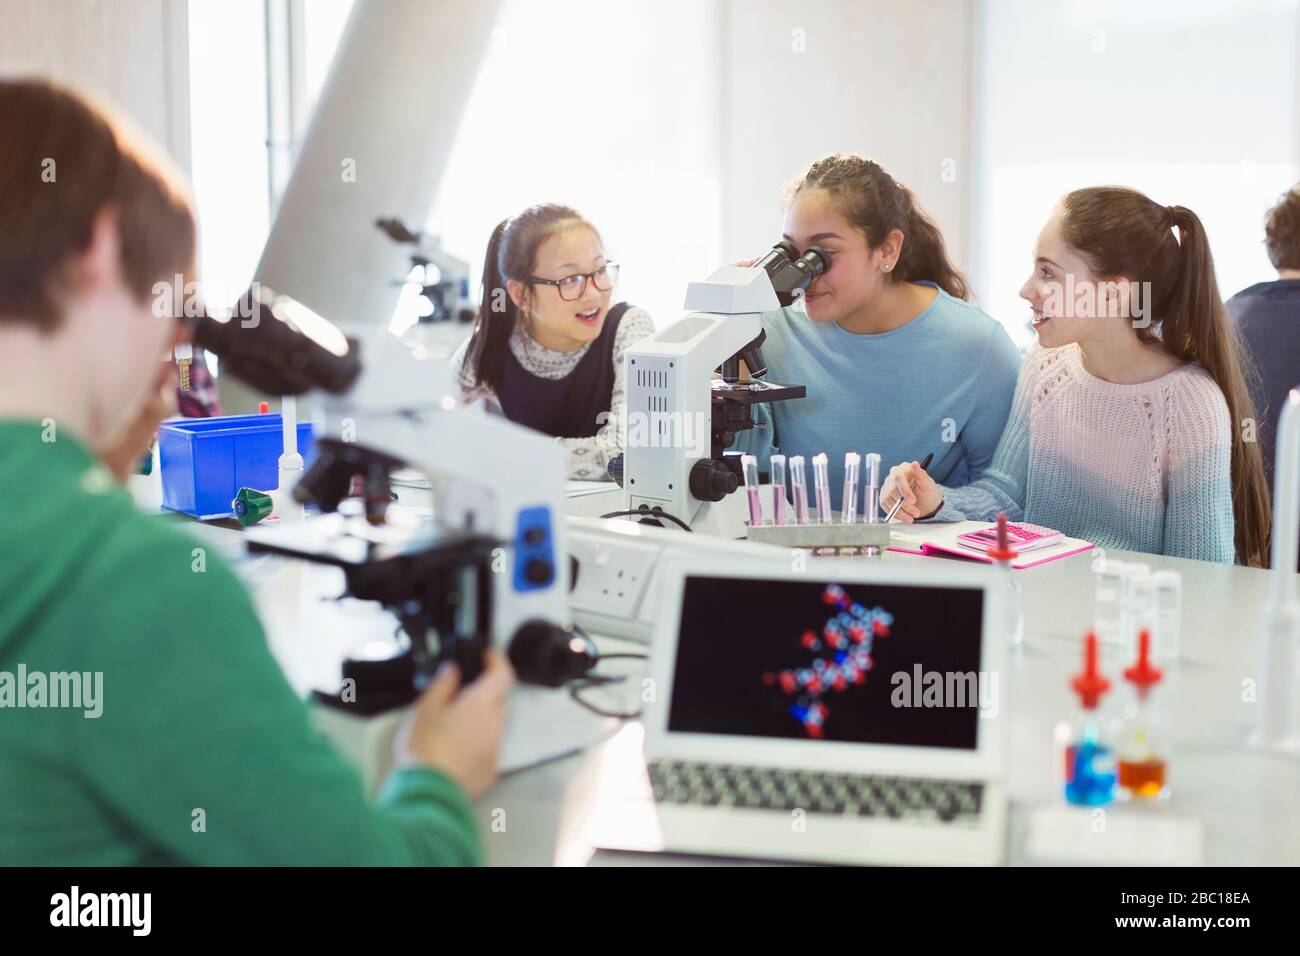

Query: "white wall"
<box><xmin>719</xmin><ymin>0</ymin><xmax>976</xmax><ymax>269</ymax></box>
<box><xmin>972</xmin><ymin>0</ymin><xmax>1300</xmax><ymax>346</ymax></box>
<box><xmin>421</xmin><ymin>0</ymin><xmax>724</xmax><ymax>330</ymax></box>
<box><xmin>0</xmin><ymin>0</ymin><xmax>192</xmax><ymax>172</ymax></box>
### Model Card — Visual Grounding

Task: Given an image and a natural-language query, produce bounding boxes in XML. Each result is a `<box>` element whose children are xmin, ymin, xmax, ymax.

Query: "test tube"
<box><xmin>812</xmin><ymin>453</ymin><xmax>832</xmax><ymax>524</ymax></box>
<box><xmin>741</xmin><ymin>454</ymin><xmax>763</xmax><ymax>526</ymax></box>
<box><xmin>841</xmin><ymin>452</ymin><xmax>861</xmax><ymax>524</ymax></box>
<box><xmin>769</xmin><ymin>454</ymin><xmax>789</xmax><ymax>525</ymax></box>
<box><xmin>790</xmin><ymin>455</ymin><xmax>810</xmax><ymax>525</ymax></box>
<box><xmin>864</xmin><ymin>453</ymin><xmax>881</xmax><ymax>523</ymax></box>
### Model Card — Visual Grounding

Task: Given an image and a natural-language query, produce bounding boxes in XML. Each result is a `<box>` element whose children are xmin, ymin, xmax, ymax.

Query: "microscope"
<box><xmin>610</xmin><ymin>241</ymin><xmax>829</xmax><ymax>531</ymax></box>
<box><xmin>190</xmin><ymin>293</ymin><xmax>594</xmax><ymax>711</ymax></box>
<box><xmin>376</xmin><ymin>217</ymin><xmax>477</xmax><ymax>328</ymax></box>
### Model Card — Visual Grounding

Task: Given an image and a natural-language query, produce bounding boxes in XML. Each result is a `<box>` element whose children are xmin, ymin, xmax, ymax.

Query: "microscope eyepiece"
<box><xmin>796</xmin><ymin>244</ymin><xmax>831</xmax><ymax>278</ymax></box>
<box><xmin>759</xmin><ymin>241</ymin><xmax>831</xmax><ymax>307</ymax></box>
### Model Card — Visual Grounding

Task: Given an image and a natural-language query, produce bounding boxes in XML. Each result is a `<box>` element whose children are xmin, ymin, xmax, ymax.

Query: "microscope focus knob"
<box><xmin>509</xmin><ymin>620</ymin><xmax>598</xmax><ymax>687</ymax></box>
<box><xmin>524</xmin><ymin>557</ymin><xmax>554</xmax><ymax>586</ymax></box>
<box><xmin>689</xmin><ymin>458</ymin><xmax>739</xmax><ymax>502</ymax></box>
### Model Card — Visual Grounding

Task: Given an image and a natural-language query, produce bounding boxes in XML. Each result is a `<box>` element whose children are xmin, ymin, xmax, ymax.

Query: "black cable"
<box><xmin>565</xmin><ymin>646</ymin><xmax>649</xmax><ymax>720</ymax></box>
<box><xmin>598</xmin><ymin>507</ymin><xmax>693</xmax><ymax>533</ymax></box>
<box><xmin>568</xmin><ymin>679</ymin><xmax>643</xmax><ymax>720</ymax></box>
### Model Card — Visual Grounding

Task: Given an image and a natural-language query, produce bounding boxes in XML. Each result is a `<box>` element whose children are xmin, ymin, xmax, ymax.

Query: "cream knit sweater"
<box><xmin>934</xmin><ymin>342</ymin><xmax>1236</xmax><ymax>563</ymax></box>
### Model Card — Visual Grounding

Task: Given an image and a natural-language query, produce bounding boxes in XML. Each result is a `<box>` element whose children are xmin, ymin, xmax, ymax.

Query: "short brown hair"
<box><xmin>0</xmin><ymin>78</ymin><xmax>196</xmax><ymax>330</ymax></box>
<box><xmin>1265</xmin><ymin>186</ymin><xmax>1300</xmax><ymax>271</ymax></box>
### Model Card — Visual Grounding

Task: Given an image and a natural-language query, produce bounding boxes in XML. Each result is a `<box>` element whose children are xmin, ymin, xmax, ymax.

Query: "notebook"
<box><xmin>888</xmin><ymin>520</ymin><xmax>1094</xmax><ymax>569</ymax></box>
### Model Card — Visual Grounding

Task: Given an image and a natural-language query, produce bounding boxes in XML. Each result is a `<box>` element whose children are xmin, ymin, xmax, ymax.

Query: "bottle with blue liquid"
<box><xmin>1064</xmin><ymin>631</ymin><xmax>1117</xmax><ymax>806</ymax></box>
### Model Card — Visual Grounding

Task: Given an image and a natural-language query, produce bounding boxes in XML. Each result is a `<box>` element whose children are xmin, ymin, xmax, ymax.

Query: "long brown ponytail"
<box><xmin>1060</xmin><ymin>187</ymin><xmax>1272</xmax><ymax>567</ymax></box>
<box><xmin>784</xmin><ymin>153</ymin><xmax>969</xmax><ymax>300</ymax></box>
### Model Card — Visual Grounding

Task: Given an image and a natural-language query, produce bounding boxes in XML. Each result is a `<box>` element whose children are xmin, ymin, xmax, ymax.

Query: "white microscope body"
<box><xmin>619</xmin><ymin>243</ymin><xmax>828</xmax><ymax>533</ymax></box>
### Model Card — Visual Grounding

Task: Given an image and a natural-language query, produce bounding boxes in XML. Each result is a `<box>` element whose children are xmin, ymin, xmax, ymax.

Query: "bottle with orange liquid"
<box><xmin>1116</xmin><ymin>628</ymin><xmax>1169</xmax><ymax>800</ymax></box>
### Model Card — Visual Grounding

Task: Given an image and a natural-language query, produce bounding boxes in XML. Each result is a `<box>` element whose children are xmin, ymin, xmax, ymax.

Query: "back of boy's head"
<box><xmin>0</xmin><ymin>78</ymin><xmax>196</xmax><ymax>331</ymax></box>
<box><xmin>1265</xmin><ymin>186</ymin><xmax>1300</xmax><ymax>273</ymax></box>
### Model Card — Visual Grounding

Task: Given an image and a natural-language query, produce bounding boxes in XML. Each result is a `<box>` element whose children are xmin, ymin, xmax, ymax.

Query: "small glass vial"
<box><xmin>1126</xmin><ymin>567</ymin><xmax>1156</xmax><ymax>659</ymax></box>
<box><xmin>840</xmin><ymin>452</ymin><xmax>860</xmax><ymax>524</ymax></box>
<box><xmin>740</xmin><ymin>454</ymin><xmax>764</xmax><ymax>526</ymax></box>
<box><xmin>1064</xmin><ymin>632</ymin><xmax>1117</xmax><ymax>807</ymax></box>
<box><xmin>789</xmin><ymin>455</ymin><xmax>811</xmax><ymax>525</ymax></box>
<box><xmin>1118</xmin><ymin>562</ymin><xmax>1150</xmax><ymax>654</ymax></box>
<box><xmin>1116</xmin><ymin>629</ymin><xmax>1169</xmax><ymax>800</ymax></box>
<box><xmin>812</xmin><ymin>453</ymin><xmax>832</xmax><ymax>524</ymax></box>
<box><xmin>1093</xmin><ymin>558</ymin><xmax>1127</xmax><ymax>646</ymax></box>
<box><xmin>769</xmin><ymin>454</ymin><xmax>790</xmax><ymax>526</ymax></box>
<box><xmin>1151</xmin><ymin>570</ymin><xmax>1182</xmax><ymax>660</ymax></box>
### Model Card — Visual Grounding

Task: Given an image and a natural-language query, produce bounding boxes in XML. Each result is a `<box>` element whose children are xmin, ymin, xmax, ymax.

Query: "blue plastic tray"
<box><xmin>158</xmin><ymin>413</ymin><xmax>315</xmax><ymax>520</ymax></box>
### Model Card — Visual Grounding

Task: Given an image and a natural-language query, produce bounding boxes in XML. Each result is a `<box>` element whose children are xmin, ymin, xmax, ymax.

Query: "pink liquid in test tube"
<box><xmin>741</xmin><ymin>454</ymin><xmax>763</xmax><ymax>526</ymax></box>
<box><xmin>770</xmin><ymin>454</ymin><xmax>789</xmax><ymax>525</ymax></box>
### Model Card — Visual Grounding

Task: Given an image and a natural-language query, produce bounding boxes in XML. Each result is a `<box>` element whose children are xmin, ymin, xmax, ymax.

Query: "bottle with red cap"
<box><xmin>1116</xmin><ymin>628</ymin><xmax>1169</xmax><ymax>800</ymax></box>
<box><xmin>1064</xmin><ymin>631</ymin><xmax>1117</xmax><ymax>806</ymax></box>
<box><xmin>987</xmin><ymin>512</ymin><xmax>1024</xmax><ymax>648</ymax></box>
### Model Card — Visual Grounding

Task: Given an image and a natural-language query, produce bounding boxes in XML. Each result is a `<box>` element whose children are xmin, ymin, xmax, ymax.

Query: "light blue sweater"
<box><xmin>732</xmin><ymin>283</ymin><xmax>1022</xmax><ymax>507</ymax></box>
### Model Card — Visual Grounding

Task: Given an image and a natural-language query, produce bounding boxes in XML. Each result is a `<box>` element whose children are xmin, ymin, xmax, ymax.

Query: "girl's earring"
<box><xmin>883</xmin><ymin>263</ymin><xmax>893</xmax><ymax>272</ymax></box>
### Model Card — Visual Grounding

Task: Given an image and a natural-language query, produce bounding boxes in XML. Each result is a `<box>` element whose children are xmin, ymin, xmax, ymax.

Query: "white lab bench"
<box><xmin>476</xmin><ymin>539</ymin><xmax>1300</xmax><ymax>866</ymax></box>
<box><xmin>136</xmin><ymin>475</ymin><xmax>1300</xmax><ymax>865</ymax></box>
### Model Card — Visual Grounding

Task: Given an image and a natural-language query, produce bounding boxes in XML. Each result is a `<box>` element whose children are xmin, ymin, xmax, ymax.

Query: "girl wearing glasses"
<box><xmin>451</xmin><ymin>203</ymin><xmax>654</xmax><ymax>480</ymax></box>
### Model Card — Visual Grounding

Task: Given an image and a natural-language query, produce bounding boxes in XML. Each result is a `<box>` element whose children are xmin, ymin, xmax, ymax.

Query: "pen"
<box><xmin>884</xmin><ymin>452</ymin><xmax>935</xmax><ymax>522</ymax></box>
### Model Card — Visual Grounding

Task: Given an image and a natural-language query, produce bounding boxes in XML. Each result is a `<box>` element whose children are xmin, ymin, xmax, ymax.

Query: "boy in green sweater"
<box><xmin>0</xmin><ymin>79</ymin><xmax>512</xmax><ymax>865</ymax></box>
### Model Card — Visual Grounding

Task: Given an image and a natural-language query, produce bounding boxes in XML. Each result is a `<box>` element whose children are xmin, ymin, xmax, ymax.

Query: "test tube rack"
<box><xmin>746</xmin><ymin>515</ymin><xmax>891</xmax><ymax>553</ymax></box>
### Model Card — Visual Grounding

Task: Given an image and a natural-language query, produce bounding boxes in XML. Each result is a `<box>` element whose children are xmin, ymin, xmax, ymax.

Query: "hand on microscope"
<box><xmin>396</xmin><ymin>648</ymin><xmax>516</xmax><ymax>798</ymax></box>
<box><xmin>98</xmin><ymin>348</ymin><xmax>179</xmax><ymax>483</ymax></box>
<box><xmin>880</xmin><ymin>460</ymin><xmax>944</xmax><ymax>523</ymax></box>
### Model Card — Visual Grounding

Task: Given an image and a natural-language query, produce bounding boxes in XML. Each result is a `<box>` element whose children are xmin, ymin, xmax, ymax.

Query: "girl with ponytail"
<box><xmin>734</xmin><ymin>154</ymin><xmax>1022</xmax><ymax>509</ymax></box>
<box><xmin>450</xmin><ymin>204</ymin><xmax>654</xmax><ymax>479</ymax></box>
<box><xmin>883</xmin><ymin>187</ymin><xmax>1271</xmax><ymax>567</ymax></box>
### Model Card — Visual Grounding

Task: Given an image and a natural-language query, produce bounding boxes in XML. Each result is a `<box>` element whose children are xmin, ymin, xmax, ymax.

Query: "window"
<box><xmin>973</xmin><ymin>0</ymin><xmax>1300</xmax><ymax>347</ymax></box>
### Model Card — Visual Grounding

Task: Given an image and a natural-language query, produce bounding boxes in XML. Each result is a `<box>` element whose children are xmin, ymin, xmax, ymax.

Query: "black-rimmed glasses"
<box><xmin>529</xmin><ymin>262</ymin><xmax>620</xmax><ymax>301</ymax></box>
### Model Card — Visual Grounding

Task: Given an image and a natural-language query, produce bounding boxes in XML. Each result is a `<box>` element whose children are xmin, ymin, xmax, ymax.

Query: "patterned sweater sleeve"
<box><xmin>563</xmin><ymin>307</ymin><xmax>656</xmax><ymax>480</ymax></box>
<box><xmin>1161</xmin><ymin>371</ymin><xmax>1236</xmax><ymax>563</ymax></box>
<box><xmin>928</xmin><ymin>344</ymin><xmax>1038</xmax><ymax>523</ymax></box>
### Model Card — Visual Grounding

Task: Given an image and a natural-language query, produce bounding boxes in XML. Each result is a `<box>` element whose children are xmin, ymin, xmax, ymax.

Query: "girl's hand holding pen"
<box><xmin>881</xmin><ymin>460</ymin><xmax>944</xmax><ymax>523</ymax></box>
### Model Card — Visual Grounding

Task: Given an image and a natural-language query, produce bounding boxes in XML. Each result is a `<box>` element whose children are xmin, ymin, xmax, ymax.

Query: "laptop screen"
<box><xmin>666</xmin><ymin>575</ymin><xmax>987</xmax><ymax>750</ymax></box>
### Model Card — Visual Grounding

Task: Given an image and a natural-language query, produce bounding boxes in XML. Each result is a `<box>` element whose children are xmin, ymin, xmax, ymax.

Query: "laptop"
<box><xmin>593</xmin><ymin>557</ymin><xmax>1009</xmax><ymax>865</ymax></box>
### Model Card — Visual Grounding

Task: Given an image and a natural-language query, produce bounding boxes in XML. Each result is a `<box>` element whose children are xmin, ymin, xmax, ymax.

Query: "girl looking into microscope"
<box><xmin>733</xmin><ymin>153</ymin><xmax>1022</xmax><ymax>509</ymax></box>
<box><xmin>451</xmin><ymin>204</ymin><xmax>654</xmax><ymax>480</ymax></box>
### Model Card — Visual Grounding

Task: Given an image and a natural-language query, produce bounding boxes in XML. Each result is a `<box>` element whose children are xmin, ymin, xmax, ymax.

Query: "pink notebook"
<box><xmin>887</xmin><ymin>522</ymin><xmax>1095</xmax><ymax>569</ymax></box>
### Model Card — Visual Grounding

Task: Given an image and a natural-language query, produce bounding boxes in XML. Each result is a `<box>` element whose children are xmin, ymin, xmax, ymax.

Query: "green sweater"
<box><xmin>0</xmin><ymin>420</ymin><xmax>482</xmax><ymax>865</ymax></box>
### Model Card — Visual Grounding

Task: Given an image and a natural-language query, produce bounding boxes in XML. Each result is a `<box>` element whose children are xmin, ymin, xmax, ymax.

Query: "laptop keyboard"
<box><xmin>647</xmin><ymin>760</ymin><xmax>983</xmax><ymax>825</ymax></box>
